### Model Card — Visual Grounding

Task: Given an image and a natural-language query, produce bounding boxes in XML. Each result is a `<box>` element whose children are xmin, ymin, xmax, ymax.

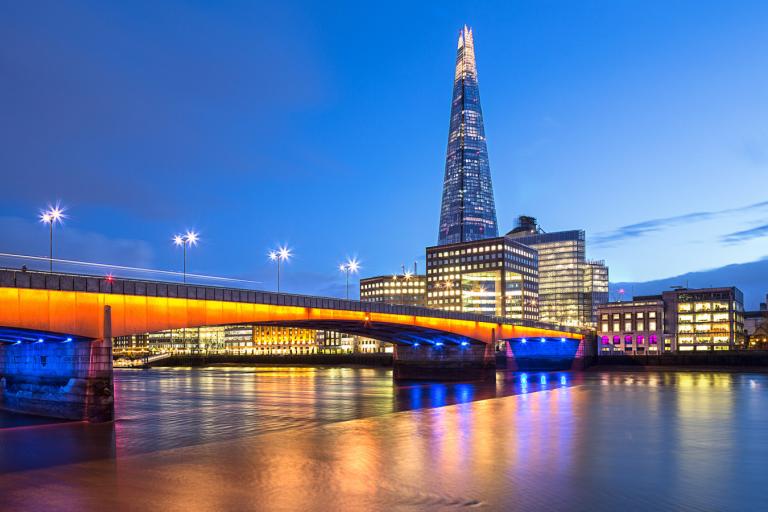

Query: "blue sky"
<box><xmin>1</xmin><ymin>1</ymin><xmax>767</xmax><ymax>304</ymax></box>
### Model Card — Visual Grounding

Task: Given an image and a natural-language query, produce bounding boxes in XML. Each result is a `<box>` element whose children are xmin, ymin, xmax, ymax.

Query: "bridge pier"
<box><xmin>501</xmin><ymin>337</ymin><xmax>585</xmax><ymax>371</ymax></box>
<box><xmin>393</xmin><ymin>343</ymin><xmax>496</xmax><ymax>381</ymax></box>
<box><xmin>0</xmin><ymin>307</ymin><xmax>114</xmax><ymax>423</ymax></box>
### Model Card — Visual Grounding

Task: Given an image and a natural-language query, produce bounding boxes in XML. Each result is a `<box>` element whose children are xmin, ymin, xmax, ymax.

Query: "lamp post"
<box><xmin>339</xmin><ymin>258</ymin><xmax>360</xmax><ymax>300</ymax></box>
<box><xmin>40</xmin><ymin>205</ymin><xmax>65</xmax><ymax>272</ymax></box>
<box><xmin>269</xmin><ymin>246</ymin><xmax>291</xmax><ymax>292</ymax></box>
<box><xmin>173</xmin><ymin>230</ymin><xmax>199</xmax><ymax>284</ymax></box>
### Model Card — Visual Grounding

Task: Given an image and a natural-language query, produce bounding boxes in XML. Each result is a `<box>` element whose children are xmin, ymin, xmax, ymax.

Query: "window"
<box><xmin>649</xmin><ymin>311</ymin><xmax>657</xmax><ymax>319</ymax></box>
<box><xmin>601</xmin><ymin>336</ymin><xmax>609</xmax><ymax>345</ymax></box>
<box><xmin>613</xmin><ymin>322</ymin><xmax>620</xmax><ymax>331</ymax></box>
<box><xmin>601</xmin><ymin>323</ymin><xmax>609</xmax><ymax>332</ymax></box>
<box><xmin>625</xmin><ymin>335</ymin><xmax>633</xmax><ymax>344</ymax></box>
<box><xmin>613</xmin><ymin>335</ymin><xmax>620</xmax><ymax>345</ymax></box>
<box><xmin>637</xmin><ymin>321</ymin><xmax>644</xmax><ymax>331</ymax></box>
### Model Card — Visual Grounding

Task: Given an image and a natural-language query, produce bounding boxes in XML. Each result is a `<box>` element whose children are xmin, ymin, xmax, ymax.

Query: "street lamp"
<box><xmin>339</xmin><ymin>258</ymin><xmax>360</xmax><ymax>300</ymax></box>
<box><xmin>173</xmin><ymin>230</ymin><xmax>199</xmax><ymax>284</ymax></box>
<box><xmin>40</xmin><ymin>204</ymin><xmax>65</xmax><ymax>272</ymax></box>
<box><xmin>269</xmin><ymin>246</ymin><xmax>291</xmax><ymax>292</ymax></box>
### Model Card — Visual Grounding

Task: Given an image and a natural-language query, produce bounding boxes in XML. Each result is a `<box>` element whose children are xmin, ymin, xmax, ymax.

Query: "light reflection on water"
<box><xmin>1</xmin><ymin>368</ymin><xmax>767</xmax><ymax>511</ymax></box>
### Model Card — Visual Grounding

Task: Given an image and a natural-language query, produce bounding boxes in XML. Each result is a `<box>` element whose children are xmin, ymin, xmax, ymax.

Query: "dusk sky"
<box><xmin>2</xmin><ymin>1</ymin><xmax>767</xmax><ymax>304</ymax></box>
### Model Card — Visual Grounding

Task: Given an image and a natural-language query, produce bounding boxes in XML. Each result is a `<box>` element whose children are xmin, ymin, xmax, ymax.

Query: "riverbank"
<box><xmin>150</xmin><ymin>353</ymin><xmax>394</xmax><ymax>367</ymax></box>
<box><xmin>588</xmin><ymin>351</ymin><xmax>768</xmax><ymax>368</ymax></box>
<box><xmin>138</xmin><ymin>350</ymin><xmax>768</xmax><ymax>370</ymax></box>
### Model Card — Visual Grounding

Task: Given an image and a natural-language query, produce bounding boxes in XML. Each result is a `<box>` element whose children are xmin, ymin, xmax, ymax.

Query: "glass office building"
<box><xmin>507</xmin><ymin>216</ymin><xmax>609</xmax><ymax>328</ymax></box>
<box><xmin>426</xmin><ymin>236</ymin><xmax>539</xmax><ymax>321</ymax></box>
<box><xmin>437</xmin><ymin>26</ymin><xmax>498</xmax><ymax>246</ymax></box>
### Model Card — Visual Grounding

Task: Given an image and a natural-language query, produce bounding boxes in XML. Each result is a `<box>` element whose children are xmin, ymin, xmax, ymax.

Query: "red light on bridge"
<box><xmin>105</xmin><ymin>274</ymin><xmax>114</xmax><ymax>283</ymax></box>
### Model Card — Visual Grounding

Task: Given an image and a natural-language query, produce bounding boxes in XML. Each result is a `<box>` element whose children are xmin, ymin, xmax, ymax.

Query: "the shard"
<box><xmin>437</xmin><ymin>26</ymin><xmax>498</xmax><ymax>245</ymax></box>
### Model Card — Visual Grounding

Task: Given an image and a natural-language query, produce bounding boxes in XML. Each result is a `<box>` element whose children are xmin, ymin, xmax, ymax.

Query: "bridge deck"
<box><xmin>0</xmin><ymin>269</ymin><xmax>583</xmax><ymax>335</ymax></box>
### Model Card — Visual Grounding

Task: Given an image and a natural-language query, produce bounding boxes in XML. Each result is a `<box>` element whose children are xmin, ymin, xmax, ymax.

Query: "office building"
<box><xmin>115</xmin><ymin>325</ymin><xmax>318</xmax><ymax>355</ymax></box>
<box><xmin>663</xmin><ymin>287</ymin><xmax>744</xmax><ymax>351</ymax></box>
<box><xmin>507</xmin><ymin>216</ymin><xmax>608</xmax><ymax>328</ymax></box>
<box><xmin>426</xmin><ymin>236</ymin><xmax>539</xmax><ymax>321</ymax></box>
<box><xmin>596</xmin><ymin>296</ymin><xmax>667</xmax><ymax>354</ymax></box>
<box><xmin>360</xmin><ymin>274</ymin><xmax>427</xmax><ymax>307</ymax></box>
<box><xmin>596</xmin><ymin>286</ymin><xmax>745</xmax><ymax>354</ymax></box>
<box><xmin>437</xmin><ymin>26</ymin><xmax>498</xmax><ymax>245</ymax></box>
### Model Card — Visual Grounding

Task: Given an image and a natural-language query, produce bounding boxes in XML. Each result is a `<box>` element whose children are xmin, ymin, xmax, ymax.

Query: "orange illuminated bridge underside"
<box><xmin>0</xmin><ymin>288</ymin><xmax>582</xmax><ymax>345</ymax></box>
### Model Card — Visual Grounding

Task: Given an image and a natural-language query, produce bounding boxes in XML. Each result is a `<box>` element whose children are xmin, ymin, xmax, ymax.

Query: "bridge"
<box><xmin>0</xmin><ymin>269</ymin><xmax>585</xmax><ymax>422</ymax></box>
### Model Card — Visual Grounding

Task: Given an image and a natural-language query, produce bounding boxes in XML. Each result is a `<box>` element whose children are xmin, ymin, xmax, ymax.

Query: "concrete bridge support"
<box><xmin>0</xmin><ymin>307</ymin><xmax>114</xmax><ymax>422</ymax></box>
<box><xmin>393</xmin><ymin>343</ymin><xmax>496</xmax><ymax>381</ymax></box>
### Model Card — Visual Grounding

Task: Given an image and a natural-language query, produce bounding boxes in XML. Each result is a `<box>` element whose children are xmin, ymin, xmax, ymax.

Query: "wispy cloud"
<box><xmin>591</xmin><ymin>200</ymin><xmax>768</xmax><ymax>247</ymax></box>
<box><xmin>721</xmin><ymin>224</ymin><xmax>768</xmax><ymax>244</ymax></box>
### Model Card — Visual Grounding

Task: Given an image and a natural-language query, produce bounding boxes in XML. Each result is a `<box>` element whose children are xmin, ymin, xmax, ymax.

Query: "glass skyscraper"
<box><xmin>438</xmin><ymin>26</ymin><xmax>498</xmax><ymax>246</ymax></box>
<box><xmin>507</xmin><ymin>216</ymin><xmax>609</xmax><ymax>328</ymax></box>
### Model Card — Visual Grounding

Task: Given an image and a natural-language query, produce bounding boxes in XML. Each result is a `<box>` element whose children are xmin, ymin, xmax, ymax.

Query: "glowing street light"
<box><xmin>339</xmin><ymin>257</ymin><xmax>360</xmax><ymax>300</ymax></box>
<box><xmin>173</xmin><ymin>230</ymin><xmax>199</xmax><ymax>284</ymax></box>
<box><xmin>269</xmin><ymin>245</ymin><xmax>291</xmax><ymax>292</ymax></box>
<box><xmin>40</xmin><ymin>204</ymin><xmax>65</xmax><ymax>272</ymax></box>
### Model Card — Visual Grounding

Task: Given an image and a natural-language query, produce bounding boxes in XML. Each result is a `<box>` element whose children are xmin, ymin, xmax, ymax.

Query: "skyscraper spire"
<box><xmin>437</xmin><ymin>26</ymin><xmax>498</xmax><ymax>246</ymax></box>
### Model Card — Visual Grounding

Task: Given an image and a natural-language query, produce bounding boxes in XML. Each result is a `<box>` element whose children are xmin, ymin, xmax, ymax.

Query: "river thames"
<box><xmin>1</xmin><ymin>367</ymin><xmax>766</xmax><ymax>511</ymax></box>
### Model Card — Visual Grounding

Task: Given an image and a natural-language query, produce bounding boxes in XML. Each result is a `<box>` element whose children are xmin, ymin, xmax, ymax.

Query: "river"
<box><xmin>1</xmin><ymin>367</ymin><xmax>766</xmax><ymax>511</ymax></box>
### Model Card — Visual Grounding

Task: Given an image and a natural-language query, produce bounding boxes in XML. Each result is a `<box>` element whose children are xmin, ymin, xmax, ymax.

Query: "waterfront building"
<box><xmin>115</xmin><ymin>325</ymin><xmax>318</xmax><ymax>355</ymax></box>
<box><xmin>745</xmin><ymin>295</ymin><xmax>767</xmax><ymax>348</ymax></box>
<box><xmin>360</xmin><ymin>274</ymin><xmax>427</xmax><ymax>307</ymax></box>
<box><xmin>747</xmin><ymin>317</ymin><xmax>768</xmax><ymax>349</ymax></box>
<box><xmin>507</xmin><ymin>216</ymin><xmax>609</xmax><ymax>328</ymax></box>
<box><xmin>426</xmin><ymin>236</ymin><xmax>539</xmax><ymax>321</ymax></box>
<box><xmin>663</xmin><ymin>287</ymin><xmax>745</xmax><ymax>351</ymax></box>
<box><xmin>596</xmin><ymin>296</ymin><xmax>667</xmax><ymax>354</ymax></box>
<box><xmin>437</xmin><ymin>26</ymin><xmax>498</xmax><ymax>246</ymax></box>
<box><xmin>251</xmin><ymin>325</ymin><xmax>318</xmax><ymax>354</ymax></box>
<box><xmin>596</xmin><ymin>286</ymin><xmax>745</xmax><ymax>354</ymax></box>
<box><xmin>314</xmin><ymin>330</ymin><xmax>391</xmax><ymax>354</ymax></box>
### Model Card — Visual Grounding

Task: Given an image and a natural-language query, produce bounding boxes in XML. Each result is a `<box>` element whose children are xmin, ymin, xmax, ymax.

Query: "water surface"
<box><xmin>1</xmin><ymin>367</ymin><xmax>766</xmax><ymax>511</ymax></box>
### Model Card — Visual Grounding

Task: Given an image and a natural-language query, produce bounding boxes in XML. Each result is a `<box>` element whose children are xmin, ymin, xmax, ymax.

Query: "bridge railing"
<box><xmin>0</xmin><ymin>266</ymin><xmax>586</xmax><ymax>336</ymax></box>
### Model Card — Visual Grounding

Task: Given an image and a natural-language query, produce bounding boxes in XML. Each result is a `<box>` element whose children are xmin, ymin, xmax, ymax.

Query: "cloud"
<box><xmin>721</xmin><ymin>224</ymin><xmax>768</xmax><ymax>244</ymax></box>
<box><xmin>591</xmin><ymin>200</ymin><xmax>768</xmax><ymax>247</ymax></box>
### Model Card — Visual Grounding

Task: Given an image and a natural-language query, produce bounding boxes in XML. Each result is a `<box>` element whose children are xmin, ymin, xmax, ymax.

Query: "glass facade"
<box><xmin>437</xmin><ymin>26</ymin><xmax>498</xmax><ymax>246</ymax></box>
<box><xmin>425</xmin><ymin>236</ymin><xmax>539</xmax><ymax>321</ymax></box>
<box><xmin>508</xmin><ymin>227</ymin><xmax>609</xmax><ymax>328</ymax></box>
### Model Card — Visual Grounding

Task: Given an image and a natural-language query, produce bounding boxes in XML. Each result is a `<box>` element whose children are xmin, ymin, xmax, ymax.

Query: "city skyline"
<box><xmin>1</xmin><ymin>2</ymin><xmax>767</xmax><ymax>306</ymax></box>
